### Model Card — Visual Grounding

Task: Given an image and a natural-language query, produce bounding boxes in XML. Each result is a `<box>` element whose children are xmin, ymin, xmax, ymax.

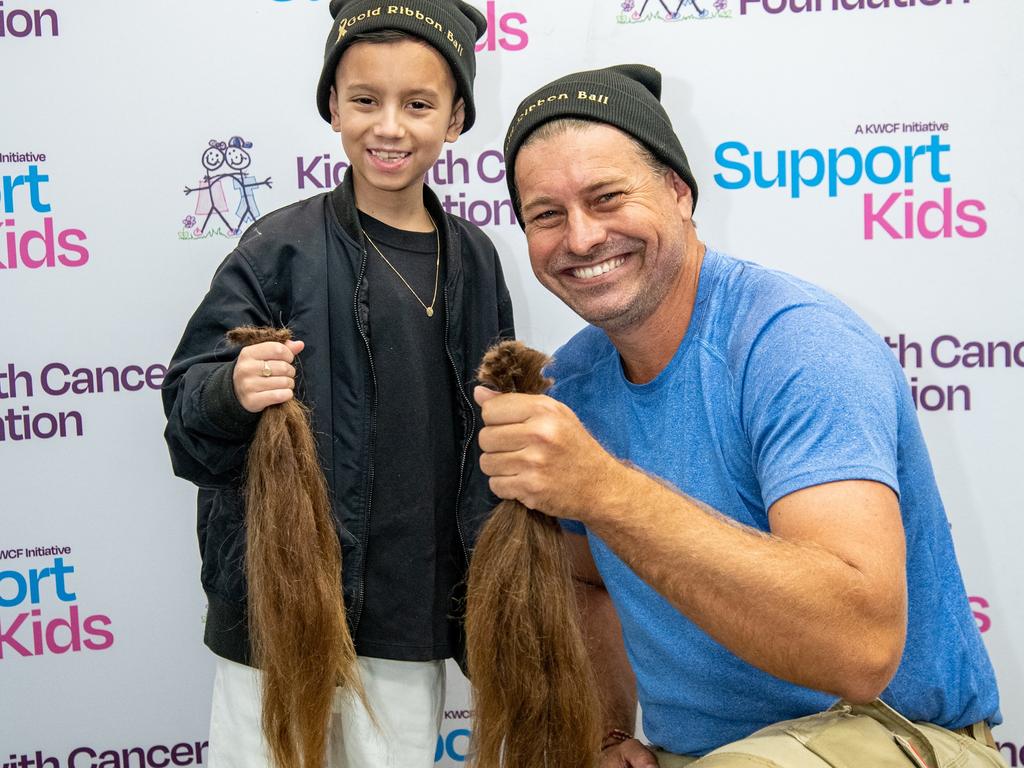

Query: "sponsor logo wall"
<box><xmin>1</xmin><ymin>155</ymin><xmax>89</xmax><ymax>270</ymax></box>
<box><xmin>2</xmin><ymin>1</ymin><xmax>1018</xmax><ymax>764</ymax></box>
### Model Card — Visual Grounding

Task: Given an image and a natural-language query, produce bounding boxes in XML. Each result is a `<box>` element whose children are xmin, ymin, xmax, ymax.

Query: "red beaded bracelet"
<box><xmin>600</xmin><ymin>728</ymin><xmax>635</xmax><ymax>752</ymax></box>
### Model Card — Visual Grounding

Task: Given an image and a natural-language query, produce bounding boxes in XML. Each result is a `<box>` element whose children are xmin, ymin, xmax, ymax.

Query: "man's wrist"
<box><xmin>579</xmin><ymin>458</ymin><xmax>645</xmax><ymax>531</ymax></box>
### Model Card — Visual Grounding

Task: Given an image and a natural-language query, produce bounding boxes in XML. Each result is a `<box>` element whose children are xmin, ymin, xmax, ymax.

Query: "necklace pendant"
<box><xmin>426</xmin><ymin>307</ymin><xmax>434</xmax><ymax>318</ymax></box>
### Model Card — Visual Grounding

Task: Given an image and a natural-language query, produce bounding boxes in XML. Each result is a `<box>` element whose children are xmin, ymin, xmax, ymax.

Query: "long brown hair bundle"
<box><xmin>466</xmin><ymin>340</ymin><xmax>602</xmax><ymax>768</ymax></box>
<box><xmin>227</xmin><ymin>326</ymin><xmax>364</xmax><ymax>768</ymax></box>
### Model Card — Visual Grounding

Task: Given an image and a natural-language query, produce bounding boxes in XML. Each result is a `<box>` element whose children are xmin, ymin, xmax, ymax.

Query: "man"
<box><xmin>474</xmin><ymin>64</ymin><xmax>1003</xmax><ymax>767</ymax></box>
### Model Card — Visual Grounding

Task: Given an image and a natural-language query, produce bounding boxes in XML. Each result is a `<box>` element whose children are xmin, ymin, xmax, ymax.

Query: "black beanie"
<box><xmin>316</xmin><ymin>0</ymin><xmax>487</xmax><ymax>132</ymax></box>
<box><xmin>503</xmin><ymin>64</ymin><xmax>699</xmax><ymax>226</ymax></box>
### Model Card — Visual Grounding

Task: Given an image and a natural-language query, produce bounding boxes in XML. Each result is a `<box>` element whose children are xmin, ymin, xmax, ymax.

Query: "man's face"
<box><xmin>515</xmin><ymin>123</ymin><xmax>695</xmax><ymax>334</ymax></box>
<box><xmin>329</xmin><ymin>39</ymin><xmax>464</xmax><ymax>201</ymax></box>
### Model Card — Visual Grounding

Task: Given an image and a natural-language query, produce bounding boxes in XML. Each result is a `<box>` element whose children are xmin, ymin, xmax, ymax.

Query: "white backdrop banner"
<box><xmin>2</xmin><ymin>1</ymin><xmax>1020</xmax><ymax>766</ymax></box>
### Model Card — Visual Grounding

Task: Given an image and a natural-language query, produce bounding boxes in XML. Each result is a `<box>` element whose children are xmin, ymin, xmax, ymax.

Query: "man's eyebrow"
<box><xmin>580</xmin><ymin>177</ymin><xmax>625</xmax><ymax>195</ymax></box>
<box><xmin>521</xmin><ymin>195</ymin><xmax>557</xmax><ymax>213</ymax></box>
<box><xmin>521</xmin><ymin>178</ymin><xmax>625</xmax><ymax>213</ymax></box>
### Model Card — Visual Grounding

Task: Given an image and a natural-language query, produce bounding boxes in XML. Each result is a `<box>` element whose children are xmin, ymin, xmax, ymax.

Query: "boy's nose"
<box><xmin>374</xmin><ymin>107</ymin><xmax>405</xmax><ymax>138</ymax></box>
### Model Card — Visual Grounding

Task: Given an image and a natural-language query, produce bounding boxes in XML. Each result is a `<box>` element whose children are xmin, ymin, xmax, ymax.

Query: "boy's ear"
<box><xmin>328</xmin><ymin>86</ymin><xmax>342</xmax><ymax>133</ymax></box>
<box><xmin>445</xmin><ymin>98</ymin><xmax>466</xmax><ymax>143</ymax></box>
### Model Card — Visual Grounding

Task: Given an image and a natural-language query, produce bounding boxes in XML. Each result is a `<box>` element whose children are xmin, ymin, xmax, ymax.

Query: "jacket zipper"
<box><xmin>351</xmin><ymin>240</ymin><xmax>376</xmax><ymax>633</ymax></box>
<box><xmin>443</xmin><ymin>283</ymin><xmax>474</xmax><ymax>566</ymax></box>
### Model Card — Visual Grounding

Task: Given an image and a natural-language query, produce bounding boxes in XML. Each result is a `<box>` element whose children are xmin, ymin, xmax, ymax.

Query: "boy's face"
<box><xmin>329</xmin><ymin>39</ymin><xmax>464</xmax><ymax>199</ymax></box>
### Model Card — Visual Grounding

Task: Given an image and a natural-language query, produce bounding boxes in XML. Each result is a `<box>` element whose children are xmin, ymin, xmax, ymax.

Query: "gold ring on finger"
<box><xmin>261</xmin><ymin>361</ymin><xmax>272</xmax><ymax>377</ymax></box>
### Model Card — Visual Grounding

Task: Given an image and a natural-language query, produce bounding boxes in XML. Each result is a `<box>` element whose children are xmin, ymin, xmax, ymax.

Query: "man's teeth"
<box><xmin>572</xmin><ymin>256</ymin><xmax>626</xmax><ymax>279</ymax></box>
<box><xmin>371</xmin><ymin>149</ymin><xmax>409</xmax><ymax>161</ymax></box>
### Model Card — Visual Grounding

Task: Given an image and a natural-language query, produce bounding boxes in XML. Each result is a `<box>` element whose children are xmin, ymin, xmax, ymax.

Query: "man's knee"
<box><xmin>689</xmin><ymin>753</ymin><xmax>790</xmax><ymax>767</ymax></box>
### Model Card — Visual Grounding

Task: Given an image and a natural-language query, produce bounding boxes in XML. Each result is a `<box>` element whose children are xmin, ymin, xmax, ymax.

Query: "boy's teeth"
<box><xmin>572</xmin><ymin>256</ymin><xmax>625</xmax><ymax>279</ymax></box>
<box><xmin>372</xmin><ymin>150</ymin><xmax>408</xmax><ymax>161</ymax></box>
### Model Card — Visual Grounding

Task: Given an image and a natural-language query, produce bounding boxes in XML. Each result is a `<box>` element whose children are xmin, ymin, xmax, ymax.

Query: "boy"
<box><xmin>162</xmin><ymin>2</ymin><xmax>514</xmax><ymax>765</ymax></box>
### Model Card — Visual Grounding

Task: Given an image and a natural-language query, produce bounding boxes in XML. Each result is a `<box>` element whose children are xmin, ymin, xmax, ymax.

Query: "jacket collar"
<box><xmin>329</xmin><ymin>168</ymin><xmax>462</xmax><ymax>287</ymax></box>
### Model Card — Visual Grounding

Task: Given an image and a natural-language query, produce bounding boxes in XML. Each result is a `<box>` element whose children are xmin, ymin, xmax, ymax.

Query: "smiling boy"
<box><xmin>162</xmin><ymin>2</ymin><xmax>514</xmax><ymax>765</ymax></box>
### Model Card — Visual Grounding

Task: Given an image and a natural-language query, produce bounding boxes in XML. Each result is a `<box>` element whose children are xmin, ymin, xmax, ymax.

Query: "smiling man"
<box><xmin>475</xmin><ymin>65</ymin><xmax>1004</xmax><ymax>767</ymax></box>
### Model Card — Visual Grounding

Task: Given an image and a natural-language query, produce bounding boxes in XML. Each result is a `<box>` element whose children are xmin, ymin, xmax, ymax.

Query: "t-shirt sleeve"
<box><xmin>560</xmin><ymin>518</ymin><xmax>587</xmax><ymax>536</ymax></box>
<box><xmin>739</xmin><ymin>304</ymin><xmax>902</xmax><ymax>510</ymax></box>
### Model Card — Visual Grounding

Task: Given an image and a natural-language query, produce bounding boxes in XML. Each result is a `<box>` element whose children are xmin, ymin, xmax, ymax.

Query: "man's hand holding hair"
<box><xmin>473</xmin><ymin>386</ymin><xmax>627</xmax><ymax>521</ymax></box>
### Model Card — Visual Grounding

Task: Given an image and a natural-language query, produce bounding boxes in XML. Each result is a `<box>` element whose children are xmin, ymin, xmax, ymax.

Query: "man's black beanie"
<box><xmin>503</xmin><ymin>64</ymin><xmax>699</xmax><ymax>226</ymax></box>
<box><xmin>316</xmin><ymin>0</ymin><xmax>487</xmax><ymax>131</ymax></box>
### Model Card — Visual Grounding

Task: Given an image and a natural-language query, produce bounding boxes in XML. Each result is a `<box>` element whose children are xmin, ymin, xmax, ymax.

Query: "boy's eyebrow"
<box><xmin>341</xmin><ymin>83</ymin><xmax>442</xmax><ymax>99</ymax></box>
<box><xmin>403</xmin><ymin>86</ymin><xmax>443</xmax><ymax>99</ymax></box>
<box><xmin>341</xmin><ymin>82</ymin><xmax>380</xmax><ymax>93</ymax></box>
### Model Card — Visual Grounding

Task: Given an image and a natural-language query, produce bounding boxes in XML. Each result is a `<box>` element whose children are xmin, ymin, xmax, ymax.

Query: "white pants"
<box><xmin>208</xmin><ymin>655</ymin><xmax>446</xmax><ymax>768</ymax></box>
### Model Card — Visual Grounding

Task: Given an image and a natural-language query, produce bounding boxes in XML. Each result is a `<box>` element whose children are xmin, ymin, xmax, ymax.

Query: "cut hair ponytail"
<box><xmin>465</xmin><ymin>340</ymin><xmax>602</xmax><ymax>768</ymax></box>
<box><xmin>227</xmin><ymin>326</ymin><xmax>365</xmax><ymax>768</ymax></box>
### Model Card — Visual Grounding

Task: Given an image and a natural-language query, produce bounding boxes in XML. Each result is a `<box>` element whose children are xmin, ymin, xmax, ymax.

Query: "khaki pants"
<box><xmin>653</xmin><ymin>700</ymin><xmax>1007</xmax><ymax>768</ymax></box>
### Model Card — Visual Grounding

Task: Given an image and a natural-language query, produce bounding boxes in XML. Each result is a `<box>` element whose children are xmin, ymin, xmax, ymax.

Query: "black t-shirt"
<box><xmin>354</xmin><ymin>211</ymin><xmax>463</xmax><ymax>660</ymax></box>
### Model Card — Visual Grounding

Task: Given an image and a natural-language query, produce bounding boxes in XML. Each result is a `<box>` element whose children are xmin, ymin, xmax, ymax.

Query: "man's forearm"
<box><xmin>581</xmin><ymin>465</ymin><xmax>907</xmax><ymax>702</ymax></box>
<box><xmin>474</xmin><ymin>388</ymin><xmax>906</xmax><ymax>700</ymax></box>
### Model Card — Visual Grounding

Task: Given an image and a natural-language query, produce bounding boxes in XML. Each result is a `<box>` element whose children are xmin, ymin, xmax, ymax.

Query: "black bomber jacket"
<box><xmin>162</xmin><ymin>169</ymin><xmax>515</xmax><ymax>666</ymax></box>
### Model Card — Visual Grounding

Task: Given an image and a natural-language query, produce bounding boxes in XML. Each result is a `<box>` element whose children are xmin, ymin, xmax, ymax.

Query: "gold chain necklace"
<box><xmin>362</xmin><ymin>217</ymin><xmax>440</xmax><ymax>318</ymax></box>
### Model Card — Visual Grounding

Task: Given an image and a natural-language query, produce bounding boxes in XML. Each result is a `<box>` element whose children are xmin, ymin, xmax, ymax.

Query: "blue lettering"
<box><xmin>828</xmin><ymin>147</ymin><xmax>863</xmax><ymax>196</ymax></box>
<box><xmin>713</xmin><ymin>141</ymin><xmax>751</xmax><ymax>190</ymax></box>
<box><xmin>753</xmin><ymin>150</ymin><xmax>785</xmax><ymax>189</ymax></box>
<box><xmin>927</xmin><ymin>134</ymin><xmax>951</xmax><ymax>182</ymax></box>
<box><xmin>713</xmin><ymin>135</ymin><xmax>954</xmax><ymax>198</ymax></box>
<box><xmin>1</xmin><ymin>165</ymin><xmax>51</xmax><ymax>214</ymax></box>
<box><xmin>446</xmin><ymin>729</ymin><xmax>471</xmax><ymax>762</ymax></box>
<box><xmin>865</xmin><ymin>145</ymin><xmax>902</xmax><ymax>185</ymax></box>
<box><xmin>0</xmin><ymin>569</ymin><xmax>27</xmax><ymax>607</ymax></box>
<box><xmin>0</xmin><ymin>558</ymin><xmax>76</xmax><ymax>607</ymax></box>
<box><xmin>51</xmin><ymin>557</ymin><xmax>77</xmax><ymax>601</ymax></box>
<box><xmin>790</xmin><ymin>148</ymin><xmax>825</xmax><ymax>198</ymax></box>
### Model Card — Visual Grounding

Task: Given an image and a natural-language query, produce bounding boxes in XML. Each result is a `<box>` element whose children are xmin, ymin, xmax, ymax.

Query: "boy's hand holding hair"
<box><xmin>233</xmin><ymin>339</ymin><xmax>305</xmax><ymax>413</ymax></box>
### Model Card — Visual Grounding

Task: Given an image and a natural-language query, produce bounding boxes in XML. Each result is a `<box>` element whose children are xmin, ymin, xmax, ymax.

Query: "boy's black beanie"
<box><xmin>317</xmin><ymin>0</ymin><xmax>487</xmax><ymax>132</ymax></box>
<box><xmin>503</xmin><ymin>64</ymin><xmax>699</xmax><ymax>226</ymax></box>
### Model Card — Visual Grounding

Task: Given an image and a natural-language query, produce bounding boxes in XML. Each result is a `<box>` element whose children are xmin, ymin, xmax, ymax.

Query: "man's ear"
<box><xmin>446</xmin><ymin>98</ymin><xmax>466</xmax><ymax>143</ymax></box>
<box><xmin>328</xmin><ymin>86</ymin><xmax>342</xmax><ymax>133</ymax></box>
<box><xmin>667</xmin><ymin>170</ymin><xmax>694</xmax><ymax>220</ymax></box>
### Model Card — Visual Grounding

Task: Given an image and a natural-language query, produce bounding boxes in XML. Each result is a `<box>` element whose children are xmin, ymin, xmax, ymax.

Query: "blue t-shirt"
<box><xmin>550</xmin><ymin>250</ymin><xmax>1000</xmax><ymax>756</ymax></box>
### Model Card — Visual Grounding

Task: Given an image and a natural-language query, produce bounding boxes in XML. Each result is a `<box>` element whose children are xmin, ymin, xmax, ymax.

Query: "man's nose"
<box><xmin>565</xmin><ymin>207</ymin><xmax>607</xmax><ymax>257</ymax></box>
